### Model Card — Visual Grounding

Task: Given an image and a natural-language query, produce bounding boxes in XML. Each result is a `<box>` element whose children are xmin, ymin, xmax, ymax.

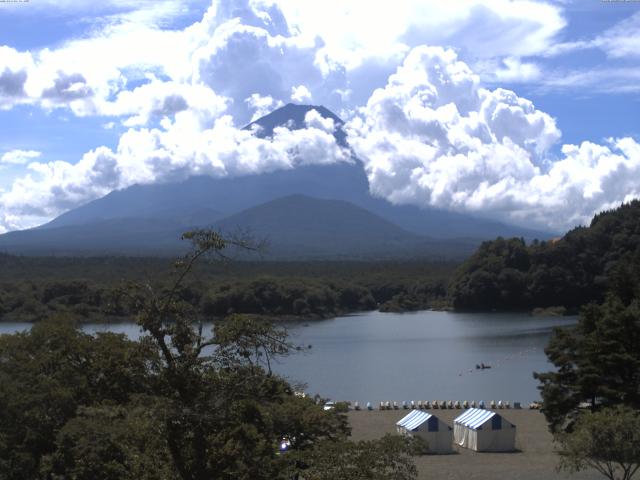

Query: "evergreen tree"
<box><xmin>534</xmin><ymin>252</ymin><xmax>640</xmax><ymax>432</ymax></box>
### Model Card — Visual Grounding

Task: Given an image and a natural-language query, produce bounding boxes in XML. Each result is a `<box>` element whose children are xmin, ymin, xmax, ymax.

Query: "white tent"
<box><xmin>453</xmin><ymin>408</ymin><xmax>516</xmax><ymax>452</ymax></box>
<box><xmin>396</xmin><ymin>410</ymin><xmax>453</xmax><ymax>454</ymax></box>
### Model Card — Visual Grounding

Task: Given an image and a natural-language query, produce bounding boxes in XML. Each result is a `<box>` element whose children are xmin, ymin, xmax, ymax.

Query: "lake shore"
<box><xmin>348</xmin><ymin>409</ymin><xmax>601</xmax><ymax>480</ymax></box>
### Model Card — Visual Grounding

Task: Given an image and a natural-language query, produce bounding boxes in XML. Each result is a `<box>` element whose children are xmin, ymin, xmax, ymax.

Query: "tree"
<box><xmin>556</xmin><ymin>406</ymin><xmax>640</xmax><ymax>480</ymax></box>
<box><xmin>534</xmin><ymin>290</ymin><xmax>640</xmax><ymax>432</ymax></box>
<box><xmin>120</xmin><ymin>230</ymin><xmax>351</xmax><ymax>480</ymax></box>
<box><xmin>449</xmin><ymin>237</ymin><xmax>532</xmax><ymax>310</ymax></box>
<box><xmin>295</xmin><ymin>435</ymin><xmax>422</xmax><ymax>480</ymax></box>
<box><xmin>0</xmin><ymin>318</ymin><xmax>152</xmax><ymax>480</ymax></box>
<box><xmin>42</xmin><ymin>403</ymin><xmax>175</xmax><ymax>480</ymax></box>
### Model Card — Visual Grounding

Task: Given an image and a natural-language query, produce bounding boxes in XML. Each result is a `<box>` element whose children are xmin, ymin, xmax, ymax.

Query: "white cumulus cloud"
<box><xmin>291</xmin><ymin>85</ymin><xmax>312</xmax><ymax>103</ymax></box>
<box><xmin>1</xmin><ymin>150</ymin><xmax>42</xmax><ymax>165</ymax></box>
<box><xmin>102</xmin><ymin>78</ymin><xmax>228</xmax><ymax>127</ymax></box>
<box><xmin>245</xmin><ymin>93</ymin><xmax>284</xmax><ymax>122</ymax></box>
<box><xmin>0</xmin><ymin>0</ymin><xmax>569</xmax><ymax>123</ymax></box>
<box><xmin>304</xmin><ymin>109</ymin><xmax>335</xmax><ymax>133</ymax></box>
<box><xmin>347</xmin><ymin>46</ymin><xmax>640</xmax><ymax>231</ymax></box>
<box><xmin>0</xmin><ymin>46</ymin><xmax>33</xmax><ymax>109</ymax></box>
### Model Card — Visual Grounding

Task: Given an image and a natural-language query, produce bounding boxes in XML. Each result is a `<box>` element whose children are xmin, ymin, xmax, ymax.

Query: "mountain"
<box><xmin>0</xmin><ymin>218</ymin><xmax>186</xmax><ymax>256</ymax></box>
<box><xmin>245</xmin><ymin>102</ymin><xmax>348</xmax><ymax>146</ymax></box>
<box><xmin>41</xmin><ymin>103</ymin><xmax>355</xmax><ymax>231</ymax></box>
<box><xmin>0</xmin><ymin>195</ymin><xmax>478</xmax><ymax>259</ymax></box>
<box><xmin>40</xmin><ymin>161</ymin><xmax>366</xmax><ymax>231</ymax></box>
<box><xmin>42</xmin><ymin>159</ymin><xmax>548</xmax><ymax>240</ymax></box>
<box><xmin>0</xmin><ymin>103</ymin><xmax>553</xmax><ymax>258</ymax></box>
<box><xmin>212</xmin><ymin>194</ymin><xmax>477</xmax><ymax>259</ymax></box>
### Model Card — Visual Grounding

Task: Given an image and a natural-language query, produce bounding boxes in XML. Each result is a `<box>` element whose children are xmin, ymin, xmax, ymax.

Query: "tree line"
<box><xmin>449</xmin><ymin>200</ymin><xmax>640</xmax><ymax>312</ymax></box>
<box><xmin>0</xmin><ymin>259</ymin><xmax>454</xmax><ymax>323</ymax></box>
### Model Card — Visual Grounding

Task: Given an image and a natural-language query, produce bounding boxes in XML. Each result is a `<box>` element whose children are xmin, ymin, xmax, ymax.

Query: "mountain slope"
<box><xmin>0</xmin><ymin>218</ymin><xmax>186</xmax><ymax>256</ymax></box>
<box><xmin>212</xmin><ymin>194</ymin><xmax>430</xmax><ymax>259</ymax></box>
<box><xmin>1</xmin><ymin>103</ymin><xmax>553</xmax><ymax>257</ymax></box>
<box><xmin>40</xmin><ymin>161</ymin><xmax>367</xmax><ymax>230</ymax></box>
<box><xmin>210</xmin><ymin>194</ymin><xmax>479</xmax><ymax>260</ymax></box>
<box><xmin>41</xmin><ymin>159</ymin><xmax>550</xmax><ymax>241</ymax></box>
<box><xmin>42</xmin><ymin>104</ymin><xmax>353</xmax><ymax>230</ymax></box>
<box><xmin>0</xmin><ymin>195</ymin><xmax>478</xmax><ymax>259</ymax></box>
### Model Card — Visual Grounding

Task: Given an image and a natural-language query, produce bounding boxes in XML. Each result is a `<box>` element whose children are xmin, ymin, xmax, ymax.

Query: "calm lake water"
<box><xmin>0</xmin><ymin>310</ymin><xmax>575</xmax><ymax>404</ymax></box>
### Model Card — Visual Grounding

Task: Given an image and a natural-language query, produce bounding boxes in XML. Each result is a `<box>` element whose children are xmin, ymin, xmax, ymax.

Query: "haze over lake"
<box><xmin>1</xmin><ymin>311</ymin><xmax>574</xmax><ymax>403</ymax></box>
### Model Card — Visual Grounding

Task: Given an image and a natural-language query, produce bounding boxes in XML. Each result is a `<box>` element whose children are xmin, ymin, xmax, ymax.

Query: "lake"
<box><xmin>0</xmin><ymin>310</ymin><xmax>575</xmax><ymax>404</ymax></box>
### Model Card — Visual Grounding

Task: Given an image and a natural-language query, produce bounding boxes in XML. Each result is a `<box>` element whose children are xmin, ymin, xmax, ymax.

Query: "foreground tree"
<box><xmin>0</xmin><ymin>319</ymin><xmax>152</xmax><ymax>480</ymax></box>
<box><xmin>117</xmin><ymin>230</ymin><xmax>353</xmax><ymax>479</ymax></box>
<box><xmin>127</xmin><ymin>230</ymin><xmax>420</xmax><ymax>479</ymax></box>
<box><xmin>42</xmin><ymin>402</ymin><xmax>174</xmax><ymax>480</ymax></box>
<box><xmin>534</xmin><ymin>292</ymin><xmax>640</xmax><ymax>432</ymax></box>
<box><xmin>556</xmin><ymin>406</ymin><xmax>640</xmax><ymax>480</ymax></box>
<box><xmin>296</xmin><ymin>435</ymin><xmax>423</xmax><ymax>480</ymax></box>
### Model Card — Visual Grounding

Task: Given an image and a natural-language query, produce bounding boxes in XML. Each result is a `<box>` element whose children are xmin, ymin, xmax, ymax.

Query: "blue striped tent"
<box><xmin>453</xmin><ymin>408</ymin><xmax>516</xmax><ymax>451</ymax></box>
<box><xmin>396</xmin><ymin>410</ymin><xmax>453</xmax><ymax>454</ymax></box>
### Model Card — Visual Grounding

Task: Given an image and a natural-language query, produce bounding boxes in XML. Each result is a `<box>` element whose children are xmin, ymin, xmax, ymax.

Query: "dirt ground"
<box><xmin>348</xmin><ymin>409</ymin><xmax>602</xmax><ymax>480</ymax></box>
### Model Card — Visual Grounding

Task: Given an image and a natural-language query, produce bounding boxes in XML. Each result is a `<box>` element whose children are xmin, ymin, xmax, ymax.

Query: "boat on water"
<box><xmin>475</xmin><ymin>363</ymin><xmax>492</xmax><ymax>370</ymax></box>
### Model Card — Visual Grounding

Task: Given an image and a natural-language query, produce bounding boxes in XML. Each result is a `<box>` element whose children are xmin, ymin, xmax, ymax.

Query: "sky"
<box><xmin>0</xmin><ymin>0</ymin><xmax>638</xmax><ymax>233</ymax></box>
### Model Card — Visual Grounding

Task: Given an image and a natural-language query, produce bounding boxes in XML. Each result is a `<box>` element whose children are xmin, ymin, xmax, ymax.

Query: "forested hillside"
<box><xmin>449</xmin><ymin>200</ymin><xmax>640</xmax><ymax>311</ymax></box>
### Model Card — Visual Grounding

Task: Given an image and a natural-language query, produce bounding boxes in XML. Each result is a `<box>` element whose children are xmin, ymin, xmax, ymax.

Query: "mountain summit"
<box><xmin>245</xmin><ymin>103</ymin><xmax>347</xmax><ymax>145</ymax></box>
<box><xmin>0</xmin><ymin>104</ymin><xmax>552</xmax><ymax>258</ymax></box>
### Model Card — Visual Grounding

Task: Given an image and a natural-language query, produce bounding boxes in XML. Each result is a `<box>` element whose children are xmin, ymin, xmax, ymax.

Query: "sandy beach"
<box><xmin>348</xmin><ymin>409</ymin><xmax>602</xmax><ymax>480</ymax></box>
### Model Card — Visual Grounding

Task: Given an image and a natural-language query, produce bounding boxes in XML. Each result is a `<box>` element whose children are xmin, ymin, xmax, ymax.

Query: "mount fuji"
<box><xmin>0</xmin><ymin>104</ymin><xmax>551</xmax><ymax>258</ymax></box>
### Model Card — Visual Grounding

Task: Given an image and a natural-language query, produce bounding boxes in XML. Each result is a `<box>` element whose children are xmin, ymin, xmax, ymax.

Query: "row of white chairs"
<box><xmin>351</xmin><ymin>400</ymin><xmax>524</xmax><ymax>410</ymax></box>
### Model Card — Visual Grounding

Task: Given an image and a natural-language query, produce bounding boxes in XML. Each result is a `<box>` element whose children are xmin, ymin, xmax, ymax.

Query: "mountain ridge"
<box><xmin>0</xmin><ymin>194</ymin><xmax>479</xmax><ymax>259</ymax></box>
<box><xmin>1</xmin><ymin>103</ymin><xmax>553</xmax><ymax>258</ymax></box>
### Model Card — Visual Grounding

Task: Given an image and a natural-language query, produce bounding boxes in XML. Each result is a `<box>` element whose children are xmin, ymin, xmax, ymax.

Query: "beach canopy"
<box><xmin>453</xmin><ymin>408</ymin><xmax>516</xmax><ymax>452</ymax></box>
<box><xmin>396</xmin><ymin>410</ymin><xmax>453</xmax><ymax>454</ymax></box>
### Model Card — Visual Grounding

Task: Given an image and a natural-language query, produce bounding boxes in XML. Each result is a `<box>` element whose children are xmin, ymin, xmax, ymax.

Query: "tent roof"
<box><xmin>454</xmin><ymin>408</ymin><xmax>500</xmax><ymax>430</ymax></box>
<box><xmin>396</xmin><ymin>410</ymin><xmax>434</xmax><ymax>431</ymax></box>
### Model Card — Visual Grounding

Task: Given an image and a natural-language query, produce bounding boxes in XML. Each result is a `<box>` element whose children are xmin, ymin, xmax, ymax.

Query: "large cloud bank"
<box><xmin>0</xmin><ymin>0</ymin><xmax>638</xmax><ymax>233</ymax></box>
<box><xmin>348</xmin><ymin>47</ymin><xmax>640</xmax><ymax>231</ymax></box>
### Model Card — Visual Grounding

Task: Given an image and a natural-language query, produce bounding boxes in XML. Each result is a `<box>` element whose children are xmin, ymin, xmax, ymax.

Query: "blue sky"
<box><xmin>497</xmin><ymin>2</ymin><xmax>640</xmax><ymax>146</ymax></box>
<box><xmin>0</xmin><ymin>0</ymin><xmax>639</xmax><ymax>232</ymax></box>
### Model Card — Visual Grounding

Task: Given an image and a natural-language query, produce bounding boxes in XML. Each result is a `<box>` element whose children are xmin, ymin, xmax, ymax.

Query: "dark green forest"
<box><xmin>449</xmin><ymin>200</ymin><xmax>640</xmax><ymax>312</ymax></box>
<box><xmin>0</xmin><ymin>255</ymin><xmax>453</xmax><ymax>322</ymax></box>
